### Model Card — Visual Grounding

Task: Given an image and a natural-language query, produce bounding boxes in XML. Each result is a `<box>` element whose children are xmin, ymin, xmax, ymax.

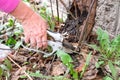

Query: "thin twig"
<box><xmin>7</xmin><ymin>56</ymin><xmax>33</xmax><ymax>80</ymax></box>
<box><xmin>74</xmin><ymin>0</ymin><xmax>78</xmax><ymax>18</ymax></box>
<box><xmin>56</xmin><ymin>0</ymin><xmax>60</xmax><ymax>24</ymax></box>
<box><xmin>59</xmin><ymin>0</ymin><xmax>76</xmax><ymax>20</ymax></box>
<box><xmin>50</xmin><ymin>0</ymin><xmax>54</xmax><ymax>18</ymax></box>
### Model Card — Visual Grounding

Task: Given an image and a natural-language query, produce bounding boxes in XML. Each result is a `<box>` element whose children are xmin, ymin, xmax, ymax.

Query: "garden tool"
<box><xmin>0</xmin><ymin>29</ymin><xmax>77</xmax><ymax>58</ymax></box>
<box><xmin>44</xmin><ymin>30</ymin><xmax>78</xmax><ymax>57</ymax></box>
<box><xmin>21</xmin><ymin>29</ymin><xmax>77</xmax><ymax>57</ymax></box>
<box><xmin>0</xmin><ymin>43</ymin><xmax>12</xmax><ymax>60</ymax></box>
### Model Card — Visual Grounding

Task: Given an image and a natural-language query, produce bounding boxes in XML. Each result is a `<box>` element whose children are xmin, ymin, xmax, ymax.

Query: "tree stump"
<box><xmin>60</xmin><ymin>0</ymin><xmax>97</xmax><ymax>44</ymax></box>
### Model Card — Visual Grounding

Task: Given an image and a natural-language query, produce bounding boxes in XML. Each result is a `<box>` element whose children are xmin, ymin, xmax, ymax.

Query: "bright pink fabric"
<box><xmin>0</xmin><ymin>0</ymin><xmax>20</xmax><ymax>13</ymax></box>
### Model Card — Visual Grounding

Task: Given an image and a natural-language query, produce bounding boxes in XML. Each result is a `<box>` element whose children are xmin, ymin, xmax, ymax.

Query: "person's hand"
<box><xmin>10</xmin><ymin>1</ymin><xmax>48</xmax><ymax>48</ymax></box>
<box><xmin>22</xmin><ymin>13</ymin><xmax>47</xmax><ymax>48</ymax></box>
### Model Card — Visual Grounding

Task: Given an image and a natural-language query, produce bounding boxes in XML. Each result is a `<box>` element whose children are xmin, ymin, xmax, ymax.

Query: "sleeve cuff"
<box><xmin>0</xmin><ymin>0</ymin><xmax>20</xmax><ymax>13</ymax></box>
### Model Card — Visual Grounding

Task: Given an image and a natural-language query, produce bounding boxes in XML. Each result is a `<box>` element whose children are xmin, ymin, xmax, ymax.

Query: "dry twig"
<box><xmin>7</xmin><ymin>56</ymin><xmax>33</xmax><ymax>80</ymax></box>
<box><xmin>50</xmin><ymin>0</ymin><xmax>54</xmax><ymax>18</ymax></box>
<box><xmin>56</xmin><ymin>0</ymin><xmax>60</xmax><ymax>24</ymax></box>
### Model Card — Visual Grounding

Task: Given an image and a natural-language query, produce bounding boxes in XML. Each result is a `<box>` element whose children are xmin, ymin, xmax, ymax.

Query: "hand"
<box><xmin>22</xmin><ymin>12</ymin><xmax>48</xmax><ymax>48</ymax></box>
<box><xmin>10</xmin><ymin>1</ymin><xmax>48</xmax><ymax>48</ymax></box>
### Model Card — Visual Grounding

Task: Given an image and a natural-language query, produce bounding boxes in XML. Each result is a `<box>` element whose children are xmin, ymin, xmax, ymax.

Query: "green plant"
<box><xmin>20</xmin><ymin>70</ymin><xmax>70</xmax><ymax>80</ymax></box>
<box><xmin>55</xmin><ymin>50</ymin><xmax>78</xmax><ymax>80</ymax></box>
<box><xmin>39</xmin><ymin>6</ymin><xmax>55</xmax><ymax>30</ymax></box>
<box><xmin>6</xmin><ymin>37</ymin><xmax>17</xmax><ymax>47</ymax></box>
<box><xmin>39</xmin><ymin>6</ymin><xmax>63</xmax><ymax>30</ymax></box>
<box><xmin>89</xmin><ymin>27</ymin><xmax>120</xmax><ymax>80</ymax></box>
<box><xmin>23</xmin><ymin>0</ymin><xmax>29</xmax><ymax>2</ymax></box>
<box><xmin>0</xmin><ymin>59</ymin><xmax>12</xmax><ymax>79</ymax></box>
<box><xmin>90</xmin><ymin>27</ymin><xmax>120</xmax><ymax>60</ymax></box>
<box><xmin>80</xmin><ymin>52</ymin><xmax>92</xmax><ymax>78</ymax></box>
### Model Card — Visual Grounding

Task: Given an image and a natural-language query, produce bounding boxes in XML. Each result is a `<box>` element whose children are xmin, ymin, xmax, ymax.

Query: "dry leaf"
<box><xmin>51</xmin><ymin>61</ymin><xmax>66</xmax><ymax>76</ymax></box>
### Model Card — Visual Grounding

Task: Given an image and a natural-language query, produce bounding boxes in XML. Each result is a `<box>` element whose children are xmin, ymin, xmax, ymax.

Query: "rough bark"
<box><xmin>94</xmin><ymin>0</ymin><xmax>120</xmax><ymax>38</ymax></box>
<box><xmin>60</xmin><ymin>0</ymin><xmax>97</xmax><ymax>44</ymax></box>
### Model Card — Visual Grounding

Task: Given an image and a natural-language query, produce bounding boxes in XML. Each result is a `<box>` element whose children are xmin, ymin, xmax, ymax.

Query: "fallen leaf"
<box><xmin>51</xmin><ymin>61</ymin><xmax>66</xmax><ymax>76</ymax></box>
<box><xmin>75</xmin><ymin>62</ymin><xmax>85</xmax><ymax>72</ymax></box>
<box><xmin>11</xmin><ymin>66</ymin><xmax>27</xmax><ymax>80</ymax></box>
<box><xmin>83</xmin><ymin>69</ymin><xmax>98</xmax><ymax>80</ymax></box>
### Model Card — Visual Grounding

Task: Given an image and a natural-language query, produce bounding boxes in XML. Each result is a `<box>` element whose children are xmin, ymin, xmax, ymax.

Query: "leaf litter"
<box><xmin>0</xmin><ymin>0</ymin><xmax>119</xmax><ymax>80</ymax></box>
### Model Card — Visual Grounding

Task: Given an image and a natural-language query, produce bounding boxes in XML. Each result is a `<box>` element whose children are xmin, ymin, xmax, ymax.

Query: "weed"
<box><xmin>0</xmin><ymin>59</ymin><xmax>12</xmax><ymax>79</ymax></box>
<box><xmin>56</xmin><ymin>50</ymin><xmax>78</xmax><ymax>80</ymax></box>
<box><xmin>20</xmin><ymin>70</ymin><xmax>70</xmax><ymax>80</ymax></box>
<box><xmin>39</xmin><ymin>6</ymin><xmax>56</xmax><ymax>30</ymax></box>
<box><xmin>89</xmin><ymin>27</ymin><xmax>120</xmax><ymax>80</ymax></box>
<box><xmin>80</xmin><ymin>52</ymin><xmax>92</xmax><ymax>78</ymax></box>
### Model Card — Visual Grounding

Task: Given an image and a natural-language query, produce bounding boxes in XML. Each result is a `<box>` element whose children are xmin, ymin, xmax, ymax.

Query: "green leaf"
<box><xmin>29</xmin><ymin>71</ymin><xmax>42</xmax><ymax>77</ymax></box>
<box><xmin>96</xmin><ymin>27</ymin><xmax>110</xmax><ymax>50</ymax></box>
<box><xmin>4</xmin><ymin>59</ymin><xmax>12</xmax><ymax>70</ymax></box>
<box><xmin>8</xmin><ymin>19</ymin><xmax>14</xmax><ymax>27</ymax></box>
<box><xmin>56</xmin><ymin>50</ymin><xmax>73</xmax><ymax>64</ymax></box>
<box><xmin>108</xmin><ymin>61</ymin><xmax>117</xmax><ymax>80</ymax></box>
<box><xmin>23</xmin><ymin>71</ymin><xmax>71</xmax><ymax>80</ymax></box>
<box><xmin>20</xmin><ymin>75</ymin><xmax>27</xmax><ymax>78</ymax></box>
<box><xmin>114</xmin><ymin>60</ymin><xmax>120</xmax><ymax>66</ymax></box>
<box><xmin>23</xmin><ymin>0</ymin><xmax>29</xmax><ymax>2</ymax></box>
<box><xmin>0</xmin><ymin>64</ymin><xmax>8</xmax><ymax>71</ymax></box>
<box><xmin>95</xmin><ymin>61</ymin><xmax>104</xmax><ymax>68</ymax></box>
<box><xmin>80</xmin><ymin>52</ymin><xmax>92</xmax><ymax>78</ymax></box>
<box><xmin>14</xmin><ymin>41</ymin><xmax>22</xmax><ymax>49</ymax></box>
<box><xmin>88</xmin><ymin>44</ymin><xmax>100</xmax><ymax>52</ymax></box>
<box><xmin>55</xmin><ymin>50</ymin><xmax>78</xmax><ymax>79</ymax></box>
<box><xmin>6</xmin><ymin>37</ymin><xmax>16</xmax><ymax>46</ymax></box>
<box><xmin>14</xmin><ymin>29</ymin><xmax>23</xmax><ymax>36</ymax></box>
<box><xmin>103</xmin><ymin>76</ymin><xmax>113</xmax><ymax>80</ymax></box>
<box><xmin>86</xmin><ymin>52</ymin><xmax>92</xmax><ymax>65</ymax></box>
<box><xmin>111</xmin><ymin>35</ymin><xmax>120</xmax><ymax>52</ymax></box>
<box><xmin>0</xmin><ymin>67</ymin><xmax>3</xmax><ymax>76</ymax></box>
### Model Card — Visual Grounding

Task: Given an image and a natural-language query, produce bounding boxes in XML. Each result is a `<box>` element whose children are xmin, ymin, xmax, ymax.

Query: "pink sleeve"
<box><xmin>0</xmin><ymin>0</ymin><xmax>20</xmax><ymax>13</ymax></box>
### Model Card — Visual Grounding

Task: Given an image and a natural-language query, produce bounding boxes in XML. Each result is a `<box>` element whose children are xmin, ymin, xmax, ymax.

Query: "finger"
<box><xmin>30</xmin><ymin>37</ymin><xmax>36</xmax><ymax>47</ymax></box>
<box><xmin>24</xmin><ymin>33</ymin><xmax>30</xmax><ymax>43</ymax></box>
<box><xmin>36</xmin><ymin>36</ymin><xmax>42</xmax><ymax>48</ymax></box>
<box><xmin>41</xmin><ymin>33</ymin><xmax>47</xmax><ymax>48</ymax></box>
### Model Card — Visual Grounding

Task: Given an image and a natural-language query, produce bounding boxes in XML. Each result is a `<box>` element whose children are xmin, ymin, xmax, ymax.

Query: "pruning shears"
<box><xmin>44</xmin><ymin>30</ymin><xmax>64</xmax><ymax>57</ymax></box>
<box><xmin>45</xmin><ymin>29</ymin><xmax>77</xmax><ymax>57</ymax></box>
<box><xmin>0</xmin><ymin>29</ymin><xmax>77</xmax><ymax>58</ymax></box>
<box><xmin>21</xmin><ymin>29</ymin><xmax>77</xmax><ymax>57</ymax></box>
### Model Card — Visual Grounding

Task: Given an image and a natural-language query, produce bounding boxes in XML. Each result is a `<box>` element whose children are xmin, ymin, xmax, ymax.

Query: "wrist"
<box><xmin>10</xmin><ymin>1</ymin><xmax>34</xmax><ymax>23</ymax></box>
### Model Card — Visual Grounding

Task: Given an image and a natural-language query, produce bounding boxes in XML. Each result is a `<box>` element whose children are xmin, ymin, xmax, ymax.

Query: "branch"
<box><xmin>59</xmin><ymin>0</ymin><xmax>76</xmax><ymax>20</ymax></box>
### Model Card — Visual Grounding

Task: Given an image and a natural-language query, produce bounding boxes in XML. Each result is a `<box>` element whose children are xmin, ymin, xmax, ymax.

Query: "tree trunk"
<box><xmin>60</xmin><ymin>0</ymin><xmax>97</xmax><ymax>44</ymax></box>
